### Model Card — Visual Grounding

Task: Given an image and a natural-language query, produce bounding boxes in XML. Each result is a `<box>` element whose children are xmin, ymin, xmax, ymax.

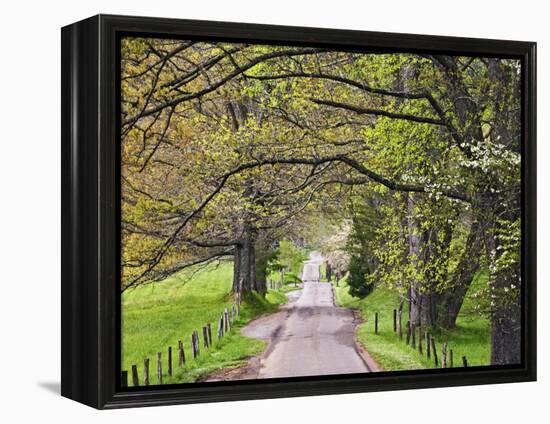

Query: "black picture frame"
<box><xmin>61</xmin><ymin>14</ymin><xmax>537</xmax><ymax>409</ymax></box>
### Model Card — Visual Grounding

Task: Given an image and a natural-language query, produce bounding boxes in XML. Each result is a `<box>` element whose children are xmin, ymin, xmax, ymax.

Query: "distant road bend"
<box><xmin>242</xmin><ymin>251</ymin><xmax>370</xmax><ymax>379</ymax></box>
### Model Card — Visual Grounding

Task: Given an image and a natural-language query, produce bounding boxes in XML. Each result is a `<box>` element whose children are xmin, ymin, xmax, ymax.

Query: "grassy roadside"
<box><xmin>122</xmin><ymin>261</ymin><xmax>288</xmax><ymax>385</ymax></box>
<box><xmin>319</xmin><ymin>261</ymin><xmax>327</xmax><ymax>282</ymax></box>
<box><xmin>278</xmin><ymin>283</ymin><xmax>303</xmax><ymax>293</ymax></box>
<box><xmin>333</xmin><ymin>272</ymin><xmax>491</xmax><ymax>371</ymax></box>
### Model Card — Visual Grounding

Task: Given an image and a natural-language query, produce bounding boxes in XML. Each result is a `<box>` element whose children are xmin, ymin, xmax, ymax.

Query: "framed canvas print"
<box><xmin>61</xmin><ymin>14</ymin><xmax>536</xmax><ymax>409</ymax></box>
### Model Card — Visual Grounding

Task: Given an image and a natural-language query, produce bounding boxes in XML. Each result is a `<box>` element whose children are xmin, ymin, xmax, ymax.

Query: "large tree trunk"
<box><xmin>415</xmin><ymin>226</ymin><xmax>451</xmax><ymax>329</ymax></box>
<box><xmin>481</xmin><ymin>199</ymin><xmax>521</xmax><ymax>365</ymax></box>
<box><xmin>490</xmin><ymin>264</ymin><xmax>521</xmax><ymax>365</ymax></box>
<box><xmin>407</xmin><ymin>195</ymin><xmax>423</xmax><ymax>326</ymax></box>
<box><xmin>490</xmin><ymin>283</ymin><xmax>521</xmax><ymax>365</ymax></box>
<box><xmin>437</xmin><ymin>221</ymin><xmax>482</xmax><ymax>328</ymax></box>
<box><xmin>433</xmin><ymin>56</ymin><xmax>521</xmax><ymax>363</ymax></box>
<box><xmin>253</xmin><ymin>238</ymin><xmax>269</xmax><ymax>294</ymax></box>
<box><xmin>325</xmin><ymin>262</ymin><xmax>332</xmax><ymax>282</ymax></box>
<box><xmin>232</xmin><ymin>224</ymin><xmax>256</xmax><ymax>293</ymax></box>
<box><xmin>232</xmin><ymin>231</ymin><xmax>273</xmax><ymax>295</ymax></box>
<box><xmin>408</xmin><ymin>196</ymin><xmax>462</xmax><ymax>329</ymax></box>
<box><xmin>485</xmin><ymin>59</ymin><xmax>521</xmax><ymax>365</ymax></box>
<box><xmin>232</xmin><ymin>244</ymin><xmax>242</xmax><ymax>292</ymax></box>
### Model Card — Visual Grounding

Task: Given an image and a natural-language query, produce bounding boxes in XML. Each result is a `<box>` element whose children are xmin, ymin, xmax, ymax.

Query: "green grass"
<box><xmin>122</xmin><ymin>261</ymin><xmax>287</xmax><ymax>385</ymax></box>
<box><xmin>278</xmin><ymin>283</ymin><xmax>302</xmax><ymax>293</ymax></box>
<box><xmin>267</xmin><ymin>271</ymin><xmax>304</xmax><ymax>292</ymax></box>
<box><xmin>333</xmin><ymin>272</ymin><xmax>490</xmax><ymax>371</ymax></box>
<box><xmin>319</xmin><ymin>261</ymin><xmax>327</xmax><ymax>282</ymax></box>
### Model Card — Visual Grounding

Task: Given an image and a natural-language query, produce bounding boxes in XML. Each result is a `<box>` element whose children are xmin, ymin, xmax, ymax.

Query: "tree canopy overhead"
<box><xmin>120</xmin><ymin>37</ymin><xmax>521</xmax><ymax>365</ymax></box>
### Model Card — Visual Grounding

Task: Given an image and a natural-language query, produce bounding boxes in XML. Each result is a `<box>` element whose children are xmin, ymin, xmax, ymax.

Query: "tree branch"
<box><xmin>122</xmin><ymin>249</ymin><xmax>233</xmax><ymax>292</ymax></box>
<box><xmin>310</xmin><ymin>98</ymin><xmax>446</xmax><ymax>126</ymax></box>
<box><xmin>122</xmin><ymin>48</ymin><xmax>326</xmax><ymax>128</ymax></box>
<box><xmin>124</xmin><ymin>151</ymin><xmax>470</xmax><ymax>287</ymax></box>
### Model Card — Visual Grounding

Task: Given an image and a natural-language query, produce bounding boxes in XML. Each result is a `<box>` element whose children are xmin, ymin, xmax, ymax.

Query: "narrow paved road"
<box><xmin>243</xmin><ymin>252</ymin><xmax>370</xmax><ymax>379</ymax></box>
<box><xmin>301</xmin><ymin>251</ymin><xmax>323</xmax><ymax>282</ymax></box>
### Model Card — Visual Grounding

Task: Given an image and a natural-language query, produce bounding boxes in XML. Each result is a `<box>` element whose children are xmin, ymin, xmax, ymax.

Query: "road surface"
<box><xmin>301</xmin><ymin>251</ymin><xmax>323</xmax><ymax>282</ymax></box>
<box><xmin>243</xmin><ymin>252</ymin><xmax>370</xmax><ymax>379</ymax></box>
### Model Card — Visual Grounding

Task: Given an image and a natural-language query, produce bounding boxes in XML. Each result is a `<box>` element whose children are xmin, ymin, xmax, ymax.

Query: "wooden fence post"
<box><xmin>131</xmin><ymin>364</ymin><xmax>139</xmax><ymax>386</ymax></box>
<box><xmin>398</xmin><ymin>310</ymin><xmax>403</xmax><ymax>340</ymax></box>
<box><xmin>232</xmin><ymin>305</ymin><xmax>236</xmax><ymax>323</ymax></box>
<box><xmin>121</xmin><ymin>371</ymin><xmax>128</xmax><ymax>387</ymax></box>
<box><xmin>218</xmin><ymin>316</ymin><xmax>223</xmax><ymax>339</ymax></box>
<box><xmin>144</xmin><ymin>358</ymin><xmax>150</xmax><ymax>386</ymax></box>
<box><xmin>207</xmin><ymin>323</ymin><xmax>212</xmax><ymax>346</ymax></box>
<box><xmin>417</xmin><ymin>327</ymin><xmax>423</xmax><ymax>355</ymax></box>
<box><xmin>224</xmin><ymin>308</ymin><xmax>230</xmax><ymax>332</ymax></box>
<box><xmin>393</xmin><ymin>309</ymin><xmax>397</xmax><ymax>333</ymax></box>
<box><xmin>375</xmin><ymin>312</ymin><xmax>378</xmax><ymax>334</ymax></box>
<box><xmin>168</xmin><ymin>346</ymin><xmax>173</xmax><ymax>376</ymax></box>
<box><xmin>430</xmin><ymin>339</ymin><xmax>438</xmax><ymax>367</ymax></box>
<box><xmin>223</xmin><ymin>309</ymin><xmax>228</xmax><ymax>332</ymax></box>
<box><xmin>441</xmin><ymin>343</ymin><xmax>447</xmax><ymax>368</ymax></box>
<box><xmin>411</xmin><ymin>324</ymin><xmax>416</xmax><ymax>349</ymax></box>
<box><xmin>194</xmin><ymin>330</ymin><xmax>200</xmax><ymax>355</ymax></box>
<box><xmin>203</xmin><ymin>325</ymin><xmax>209</xmax><ymax>348</ymax></box>
<box><xmin>426</xmin><ymin>332</ymin><xmax>431</xmax><ymax>359</ymax></box>
<box><xmin>462</xmin><ymin>356</ymin><xmax>468</xmax><ymax>367</ymax></box>
<box><xmin>449</xmin><ymin>349</ymin><xmax>454</xmax><ymax>367</ymax></box>
<box><xmin>406</xmin><ymin>321</ymin><xmax>411</xmax><ymax>345</ymax></box>
<box><xmin>178</xmin><ymin>340</ymin><xmax>185</xmax><ymax>366</ymax></box>
<box><xmin>227</xmin><ymin>308</ymin><xmax>231</xmax><ymax>331</ymax></box>
<box><xmin>191</xmin><ymin>333</ymin><xmax>197</xmax><ymax>358</ymax></box>
<box><xmin>157</xmin><ymin>352</ymin><xmax>162</xmax><ymax>384</ymax></box>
